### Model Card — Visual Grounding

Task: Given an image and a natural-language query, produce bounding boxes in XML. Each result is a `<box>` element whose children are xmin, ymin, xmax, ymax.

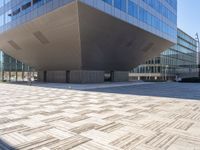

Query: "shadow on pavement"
<box><xmin>87</xmin><ymin>82</ymin><xmax>200</xmax><ymax>101</ymax></box>
<box><xmin>6</xmin><ymin>81</ymin><xmax>200</xmax><ymax>101</ymax></box>
<box><xmin>0</xmin><ymin>139</ymin><xmax>16</xmax><ymax>150</ymax></box>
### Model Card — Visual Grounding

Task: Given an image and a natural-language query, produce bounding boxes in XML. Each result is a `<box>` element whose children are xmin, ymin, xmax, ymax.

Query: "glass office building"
<box><xmin>0</xmin><ymin>50</ymin><xmax>34</xmax><ymax>81</ymax></box>
<box><xmin>0</xmin><ymin>0</ymin><xmax>177</xmax><ymax>83</ymax></box>
<box><xmin>131</xmin><ymin>28</ymin><xmax>198</xmax><ymax>80</ymax></box>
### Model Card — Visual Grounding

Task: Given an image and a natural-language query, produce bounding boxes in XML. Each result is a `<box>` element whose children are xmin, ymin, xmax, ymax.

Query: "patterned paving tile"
<box><xmin>0</xmin><ymin>83</ymin><xmax>200</xmax><ymax>150</ymax></box>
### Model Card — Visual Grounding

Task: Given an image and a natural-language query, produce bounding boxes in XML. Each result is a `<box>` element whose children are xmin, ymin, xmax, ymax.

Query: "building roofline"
<box><xmin>177</xmin><ymin>28</ymin><xmax>197</xmax><ymax>41</ymax></box>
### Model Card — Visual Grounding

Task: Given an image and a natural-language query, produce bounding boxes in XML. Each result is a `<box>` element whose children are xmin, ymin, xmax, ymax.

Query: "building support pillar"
<box><xmin>22</xmin><ymin>71</ymin><xmax>24</xmax><ymax>81</ymax></box>
<box><xmin>2</xmin><ymin>71</ymin><xmax>4</xmax><ymax>81</ymax></box>
<box><xmin>16</xmin><ymin>71</ymin><xmax>18</xmax><ymax>82</ymax></box>
<box><xmin>138</xmin><ymin>76</ymin><xmax>140</xmax><ymax>80</ymax></box>
<box><xmin>9</xmin><ymin>71</ymin><xmax>11</xmax><ymax>82</ymax></box>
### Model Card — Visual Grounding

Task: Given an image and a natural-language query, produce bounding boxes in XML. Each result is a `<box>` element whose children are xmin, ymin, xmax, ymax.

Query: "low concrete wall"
<box><xmin>46</xmin><ymin>71</ymin><xmax>67</xmax><ymax>83</ymax></box>
<box><xmin>112</xmin><ymin>71</ymin><xmax>129</xmax><ymax>82</ymax></box>
<box><xmin>38</xmin><ymin>70</ymin><xmax>129</xmax><ymax>83</ymax></box>
<box><xmin>69</xmin><ymin>70</ymin><xmax>104</xmax><ymax>83</ymax></box>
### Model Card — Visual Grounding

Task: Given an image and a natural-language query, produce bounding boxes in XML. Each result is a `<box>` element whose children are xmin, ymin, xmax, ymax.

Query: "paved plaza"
<box><xmin>0</xmin><ymin>82</ymin><xmax>200</xmax><ymax>150</ymax></box>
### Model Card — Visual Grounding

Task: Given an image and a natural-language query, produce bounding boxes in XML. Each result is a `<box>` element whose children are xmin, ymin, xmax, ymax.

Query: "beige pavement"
<box><xmin>0</xmin><ymin>83</ymin><xmax>200</xmax><ymax>150</ymax></box>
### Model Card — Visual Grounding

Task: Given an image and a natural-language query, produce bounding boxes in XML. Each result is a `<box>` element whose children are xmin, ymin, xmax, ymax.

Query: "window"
<box><xmin>0</xmin><ymin>1</ymin><xmax>4</xmax><ymax>8</ymax></box>
<box><xmin>139</xmin><ymin>7</ymin><xmax>145</xmax><ymax>22</ymax></box>
<box><xmin>22</xmin><ymin>2</ymin><xmax>31</xmax><ymax>10</ymax></box>
<box><xmin>102</xmin><ymin>0</ymin><xmax>112</xmax><ymax>5</ymax></box>
<box><xmin>33</xmin><ymin>0</ymin><xmax>42</xmax><ymax>5</ymax></box>
<box><xmin>114</xmin><ymin>0</ymin><xmax>126</xmax><ymax>12</ymax></box>
<box><xmin>138</xmin><ymin>7</ymin><xmax>148</xmax><ymax>24</ymax></box>
<box><xmin>12</xmin><ymin>8</ymin><xmax>21</xmax><ymax>16</ymax></box>
<box><xmin>33</xmin><ymin>0</ymin><xmax>46</xmax><ymax>8</ymax></box>
<box><xmin>0</xmin><ymin>15</ymin><xmax>4</xmax><ymax>27</ymax></box>
<box><xmin>147</xmin><ymin>12</ymin><xmax>151</xmax><ymax>25</ymax></box>
<box><xmin>143</xmin><ymin>0</ymin><xmax>177</xmax><ymax>24</ymax></box>
<box><xmin>128</xmin><ymin>0</ymin><xmax>138</xmax><ymax>18</ymax></box>
<box><xmin>5</xmin><ymin>0</ymin><xmax>11</xmax><ymax>5</ymax></box>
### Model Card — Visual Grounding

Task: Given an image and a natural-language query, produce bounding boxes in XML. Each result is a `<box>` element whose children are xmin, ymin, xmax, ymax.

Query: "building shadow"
<box><xmin>5</xmin><ymin>81</ymin><xmax>200</xmax><ymax>101</ymax></box>
<box><xmin>0</xmin><ymin>139</ymin><xmax>16</xmax><ymax>150</ymax></box>
<box><xmin>86</xmin><ymin>82</ymin><xmax>200</xmax><ymax>101</ymax></box>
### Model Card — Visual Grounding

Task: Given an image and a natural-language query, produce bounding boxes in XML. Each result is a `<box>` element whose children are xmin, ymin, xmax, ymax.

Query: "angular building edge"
<box><xmin>0</xmin><ymin>0</ymin><xmax>177</xmax><ymax>83</ymax></box>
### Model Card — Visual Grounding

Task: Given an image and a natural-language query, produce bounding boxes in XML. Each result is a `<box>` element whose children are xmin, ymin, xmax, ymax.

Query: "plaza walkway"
<box><xmin>0</xmin><ymin>82</ymin><xmax>200</xmax><ymax>150</ymax></box>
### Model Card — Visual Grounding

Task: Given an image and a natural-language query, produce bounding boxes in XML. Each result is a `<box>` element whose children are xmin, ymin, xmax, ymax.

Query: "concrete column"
<box><xmin>69</xmin><ymin>70</ymin><xmax>104</xmax><ymax>83</ymax></box>
<box><xmin>111</xmin><ymin>71</ymin><xmax>129</xmax><ymax>82</ymax></box>
<box><xmin>0</xmin><ymin>71</ymin><xmax>2</xmax><ymax>81</ymax></box>
<box><xmin>1</xmin><ymin>71</ymin><xmax>4</xmax><ymax>81</ymax></box>
<box><xmin>66</xmin><ymin>71</ymin><xmax>70</xmax><ymax>83</ymax></box>
<box><xmin>16</xmin><ymin>71</ymin><xmax>18</xmax><ymax>82</ymax></box>
<box><xmin>138</xmin><ymin>76</ymin><xmax>140</xmax><ymax>80</ymax></box>
<box><xmin>9</xmin><ymin>71</ymin><xmax>11</xmax><ymax>82</ymax></box>
<box><xmin>22</xmin><ymin>71</ymin><xmax>24</xmax><ymax>81</ymax></box>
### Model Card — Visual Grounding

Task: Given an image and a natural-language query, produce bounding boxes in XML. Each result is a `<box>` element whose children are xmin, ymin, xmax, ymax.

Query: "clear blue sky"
<box><xmin>178</xmin><ymin>0</ymin><xmax>200</xmax><ymax>38</ymax></box>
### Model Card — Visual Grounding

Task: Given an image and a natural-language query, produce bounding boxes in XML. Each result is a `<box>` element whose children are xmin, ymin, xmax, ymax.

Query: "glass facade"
<box><xmin>132</xmin><ymin>29</ymin><xmax>198</xmax><ymax>80</ymax></box>
<box><xmin>0</xmin><ymin>0</ymin><xmax>74</xmax><ymax>33</ymax></box>
<box><xmin>0</xmin><ymin>50</ymin><xmax>34</xmax><ymax>81</ymax></box>
<box><xmin>84</xmin><ymin>0</ymin><xmax>177</xmax><ymax>42</ymax></box>
<box><xmin>0</xmin><ymin>0</ymin><xmax>177</xmax><ymax>43</ymax></box>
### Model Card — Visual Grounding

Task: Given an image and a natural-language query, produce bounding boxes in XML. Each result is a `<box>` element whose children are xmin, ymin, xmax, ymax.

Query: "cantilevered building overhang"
<box><xmin>0</xmin><ymin>0</ymin><xmax>177</xmax><ymax>82</ymax></box>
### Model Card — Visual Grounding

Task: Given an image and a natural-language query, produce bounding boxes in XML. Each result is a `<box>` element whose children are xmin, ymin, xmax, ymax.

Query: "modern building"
<box><xmin>198</xmin><ymin>51</ymin><xmax>200</xmax><ymax>77</ymax></box>
<box><xmin>131</xmin><ymin>28</ymin><xmax>198</xmax><ymax>81</ymax></box>
<box><xmin>0</xmin><ymin>0</ymin><xmax>177</xmax><ymax>83</ymax></box>
<box><xmin>0</xmin><ymin>50</ymin><xmax>35</xmax><ymax>81</ymax></box>
<box><xmin>195</xmin><ymin>33</ymin><xmax>200</xmax><ymax>77</ymax></box>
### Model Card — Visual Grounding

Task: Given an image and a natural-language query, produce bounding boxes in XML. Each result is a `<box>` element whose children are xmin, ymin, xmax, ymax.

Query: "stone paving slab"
<box><xmin>0</xmin><ymin>83</ymin><xmax>200</xmax><ymax>150</ymax></box>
